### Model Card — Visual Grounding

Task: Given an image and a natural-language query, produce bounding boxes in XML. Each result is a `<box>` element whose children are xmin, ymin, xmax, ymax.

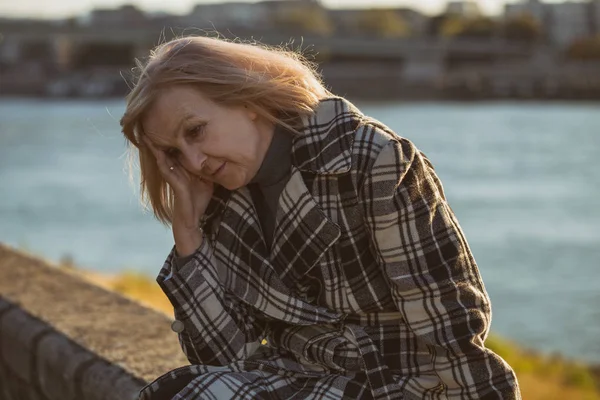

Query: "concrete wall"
<box><xmin>0</xmin><ymin>244</ymin><xmax>188</xmax><ymax>400</ymax></box>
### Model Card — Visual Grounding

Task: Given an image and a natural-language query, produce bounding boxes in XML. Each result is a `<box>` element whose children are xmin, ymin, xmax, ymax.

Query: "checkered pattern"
<box><xmin>139</xmin><ymin>97</ymin><xmax>520</xmax><ymax>399</ymax></box>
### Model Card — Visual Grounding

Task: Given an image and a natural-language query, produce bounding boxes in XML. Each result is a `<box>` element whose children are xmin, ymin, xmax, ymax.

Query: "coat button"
<box><xmin>171</xmin><ymin>320</ymin><xmax>185</xmax><ymax>333</ymax></box>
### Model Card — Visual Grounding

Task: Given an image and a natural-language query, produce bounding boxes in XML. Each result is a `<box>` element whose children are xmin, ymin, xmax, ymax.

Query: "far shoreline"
<box><xmin>2</xmin><ymin>94</ymin><xmax>600</xmax><ymax>104</ymax></box>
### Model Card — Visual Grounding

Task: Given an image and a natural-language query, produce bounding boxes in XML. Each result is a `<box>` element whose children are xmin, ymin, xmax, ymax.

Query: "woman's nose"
<box><xmin>180</xmin><ymin>147</ymin><xmax>206</xmax><ymax>174</ymax></box>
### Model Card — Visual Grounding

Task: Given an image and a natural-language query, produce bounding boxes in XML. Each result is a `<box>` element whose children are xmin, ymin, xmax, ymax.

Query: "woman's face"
<box><xmin>141</xmin><ymin>86</ymin><xmax>274</xmax><ymax>190</ymax></box>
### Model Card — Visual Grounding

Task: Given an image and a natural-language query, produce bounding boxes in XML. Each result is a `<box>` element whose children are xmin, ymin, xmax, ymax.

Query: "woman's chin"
<box><xmin>220</xmin><ymin>178</ymin><xmax>244</xmax><ymax>191</ymax></box>
<box><xmin>217</xmin><ymin>169</ymin><xmax>250</xmax><ymax>191</ymax></box>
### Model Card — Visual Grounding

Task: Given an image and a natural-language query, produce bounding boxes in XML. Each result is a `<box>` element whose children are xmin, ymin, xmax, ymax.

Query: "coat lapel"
<box><xmin>270</xmin><ymin>167</ymin><xmax>341</xmax><ymax>289</ymax></box>
<box><xmin>210</xmin><ymin>185</ymin><xmax>341</xmax><ymax>324</ymax></box>
<box><xmin>208</xmin><ymin>175</ymin><xmax>342</xmax><ymax>297</ymax></box>
<box><xmin>266</xmin><ymin>96</ymin><xmax>363</xmax><ymax>288</ymax></box>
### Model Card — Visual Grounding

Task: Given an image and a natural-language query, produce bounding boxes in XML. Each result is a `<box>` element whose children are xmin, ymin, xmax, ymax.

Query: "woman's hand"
<box><xmin>143</xmin><ymin>137</ymin><xmax>214</xmax><ymax>257</ymax></box>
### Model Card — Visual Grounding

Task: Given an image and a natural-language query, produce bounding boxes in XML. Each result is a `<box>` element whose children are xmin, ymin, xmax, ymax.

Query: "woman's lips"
<box><xmin>213</xmin><ymin>162</ymin><xmax>226</xmax><ymax>176</ymax></box>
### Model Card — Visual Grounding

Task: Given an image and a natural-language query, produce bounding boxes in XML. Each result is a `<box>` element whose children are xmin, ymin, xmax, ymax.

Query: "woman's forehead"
<box><xmin>140</xmin><ymin>111</ymin><xmax>180</xmax><ymax>145</ymax></box>
<box><xmin>141</xmin><ymin>124</ymin><xmax>172</xmax><ymax>147</ymax></box>
<box><xmin>142</xmin><ymin>102</ymin><xmax>198</xmax><ymax>140</ymax></box>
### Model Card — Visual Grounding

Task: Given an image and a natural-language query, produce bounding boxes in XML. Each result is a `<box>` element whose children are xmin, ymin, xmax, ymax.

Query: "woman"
<box><xmin>121</xmin><ymin>36</ymin><xmax>520</xmax><ymax>399</ymax></box>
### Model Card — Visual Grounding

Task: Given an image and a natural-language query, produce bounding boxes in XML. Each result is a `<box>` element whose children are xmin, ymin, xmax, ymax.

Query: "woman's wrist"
<box><xmin>174</xmin><ymin>228</ymin><xmax>204</xmax><ymax>258</ymax></box>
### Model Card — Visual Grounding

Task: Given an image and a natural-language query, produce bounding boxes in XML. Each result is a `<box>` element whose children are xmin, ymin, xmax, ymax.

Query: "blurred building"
<box><xmin>85</xmin><ymin>5</ymin><xmax>148</xmax><ymax>27</ymax></box>
<box><xmin>327</xmin><ymin>9</ymin><xmax>360</xmax><ymax>34</ymax></box>
<box><xmin>328</xmin><ymin>7</ymin><xmax>426</xmax><ymax>37</ymax></box>
<box><xmin>591</xmin><ymin>0</ymin><xmax>600</xmax><ymax>34</ymax></box>
<box><xmin>505</xmin><ymin>0</ymin><xmax>598</xmax><ymax>47</ymax></box>
<box><xmin>396</xmin><ymin>8</ymin><xmax>429</xmax><ymax>37</ymax></box>
<box><xmin>184</xmin><ymin>0</ymin><xmax>323</xmax><ymax>31</ymax></box>
<box><xmin>184</xmin><ymin>2</ymin><xmax>270</xmax><ymax>29</ymax></box>
<box><xmin>505</xmin><ymin>0</ymin><xmax>546</xmax><ymax>22</ymax></box>
<box><xmin>547</xmin><ymin>1</ymin><xmax>592</xmax><ymax>46</ymax></box>
<box><xmin>445</xmin><ymin>0</ymin><xmax>482</xmax><ymax>18</ymax></box>
<box><xmin>0</xmin><ymin>32</ymin><xmax>20</xmax><ymax>65</ymax></box>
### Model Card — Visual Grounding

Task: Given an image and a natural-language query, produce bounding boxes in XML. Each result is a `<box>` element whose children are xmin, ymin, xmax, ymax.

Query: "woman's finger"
<box><xmin>143</xmin><ymin>137</ymin><xmax>173</xmax><ymax>174</ymax></box>
<box><xmin>143</xmin><ymin>137</ymin><xmax>185</xmax><ymax>192</ymax></box>
<box><xmin>143</xmin><ymin>137</ymin><xmax>170</xmax><ymax>172</ymax></box>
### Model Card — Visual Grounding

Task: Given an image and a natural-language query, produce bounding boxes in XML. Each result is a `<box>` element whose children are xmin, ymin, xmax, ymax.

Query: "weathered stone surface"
<box><xmin>1</xmin><ymin>307</ymin><xmax>41</xmax><ymax>384</ymax></box>
<box><xmin>78</xmin><ymin>359</ymin><xmax>142</xmax><ymax>400</ymax></box>
<box><xmin>35</xmin><ymin>332</ymin><xmax>92</xmax><ymax>399</ymax></box>
<box><xmin>0</xmin><ymin>243</ymin><xmax>190</xmax><ymax>399</ymax></box>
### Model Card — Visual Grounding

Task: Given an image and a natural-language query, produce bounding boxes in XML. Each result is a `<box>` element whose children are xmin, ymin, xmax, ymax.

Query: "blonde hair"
<box><xmin>120</xmin><ymin>35</ymin><xmax>332</xmax><ymax>225</ymax></box>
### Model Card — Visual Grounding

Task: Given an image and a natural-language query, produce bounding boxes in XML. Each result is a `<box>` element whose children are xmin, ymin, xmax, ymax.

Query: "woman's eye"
<box><xmin>187</xmin><ymin>124</ymin><xmax>205</xmax><ymax>139</ymax></box>
<box><xmin>165</xmin><ymin>148</ymin><xmax>179</xmax><ymax>157</ymax></box>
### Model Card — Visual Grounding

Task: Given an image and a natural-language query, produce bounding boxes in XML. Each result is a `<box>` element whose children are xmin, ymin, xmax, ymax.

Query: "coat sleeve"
<box><xmin>159</xmin><ymin>238</ymin><xmax>269</xmax><ymax>366</ymax></box>
<box><xmin>359</xmin><ymin>136</ymin><xmax>521</xmax><ymax>399</ymax></box>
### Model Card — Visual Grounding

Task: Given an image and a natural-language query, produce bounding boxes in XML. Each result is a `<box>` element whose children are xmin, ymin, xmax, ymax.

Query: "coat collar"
<box><xmin>291</xmin><ymin>96</ymin><xmax>364</xmax><ymax>175</ymax></box>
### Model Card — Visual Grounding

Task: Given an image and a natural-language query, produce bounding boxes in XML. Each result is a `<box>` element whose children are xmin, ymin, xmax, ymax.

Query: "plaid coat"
<box><xmin>139</xmin><ymin>97</ymin><xmax>520</xmax><ymax>400</ymax></box>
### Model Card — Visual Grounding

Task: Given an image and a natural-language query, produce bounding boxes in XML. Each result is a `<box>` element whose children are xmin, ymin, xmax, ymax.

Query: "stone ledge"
<box><xmin>0</xmin><ymin>243</ymin><xmax>189</xmax><ymax>399</ymax></box>
<box><xmin>0</xmin><ymin>299</ymin><xmax>144</xmax><ymax>400</ymax></box>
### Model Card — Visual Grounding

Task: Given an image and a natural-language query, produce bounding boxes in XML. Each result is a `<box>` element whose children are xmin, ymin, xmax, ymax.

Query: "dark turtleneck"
<box><xmin>248</xmin><ymin>123</ymin><xmax>294</xmax><ymax>250</ymax></box>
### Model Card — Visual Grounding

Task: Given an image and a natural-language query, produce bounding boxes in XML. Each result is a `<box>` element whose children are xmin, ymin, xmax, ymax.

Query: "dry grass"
<box><xmin>73</xmin><ymin>268</ymin><xmax>173</xmax><ymax>316</ymax></box>
<box><xmin>519</xmin><ymin>374</ymin><xmax>599</xmax><ymax>400</ymax></box>
<box><xmin>486</xmin><ymin>335</ymin><xmax>599</xmax><ymax>398</ymax></box>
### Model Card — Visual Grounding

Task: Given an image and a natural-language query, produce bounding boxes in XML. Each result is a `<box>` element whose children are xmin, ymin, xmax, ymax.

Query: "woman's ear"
<box><xmin>244</xmin><ymin>104</ymin><xmax>258</xmax><ymax>121</ymax></box>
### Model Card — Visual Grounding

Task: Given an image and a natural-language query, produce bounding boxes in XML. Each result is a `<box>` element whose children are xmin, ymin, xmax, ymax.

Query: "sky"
<box><xmin>0</xmin><ymin>0</ymin><xmax>534</xmax><ymax>20</ymax></box>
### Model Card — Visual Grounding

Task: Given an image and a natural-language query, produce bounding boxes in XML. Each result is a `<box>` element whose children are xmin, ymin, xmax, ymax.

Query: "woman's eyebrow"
<box><xmin>143</xmin><ymin>131</ymin><xmax>174</xmax><ymax>151</ymax></box>
<box><xmin>174</xmin><ymin>113</ymin><xmax>198</xmax><ymax>136</ymax></box>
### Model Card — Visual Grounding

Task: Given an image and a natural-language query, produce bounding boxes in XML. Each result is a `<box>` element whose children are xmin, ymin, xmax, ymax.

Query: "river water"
<box><xmin>1</xmin><ymin>98</ymin><xmax>599</xmax><ymax>363</ymax></box>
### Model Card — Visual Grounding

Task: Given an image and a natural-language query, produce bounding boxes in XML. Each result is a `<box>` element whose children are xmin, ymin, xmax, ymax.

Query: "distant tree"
<box><xmin>438</xmin><ymin>15</ymin><xmax>468</xmax><ymax>37</ymax></box>
<box><xmin>502</xmin><ymin>13</ymin><xmax>542</xmax><ymax>42</ymax></box>
<box><xmin>431</xmin><ymin>14</ymin><xmax>498</xmax><ymax>39</ymax></box>
<box><xmin>448</xmin><ymin>17</ymin><xmax>498</xmax><ymax>39</ymax></box>
<box><xmin>427</xmin><ymin>14</ymin><xmax>449</xmax><ymax>36</ymax></box>
<box><xmin>273</xmin><ymin>6</ymin><xmax>333</xmax><ymax>36</ymax></box>
<box><xmin>567</xmin><ymin>35</ymin><xmax>600</xmax><ymax>60</ymax></box>
<box><xmin>355</xmin><ymin>8</ymin><xmax>410</xmax><ymax>38</ymax></box>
